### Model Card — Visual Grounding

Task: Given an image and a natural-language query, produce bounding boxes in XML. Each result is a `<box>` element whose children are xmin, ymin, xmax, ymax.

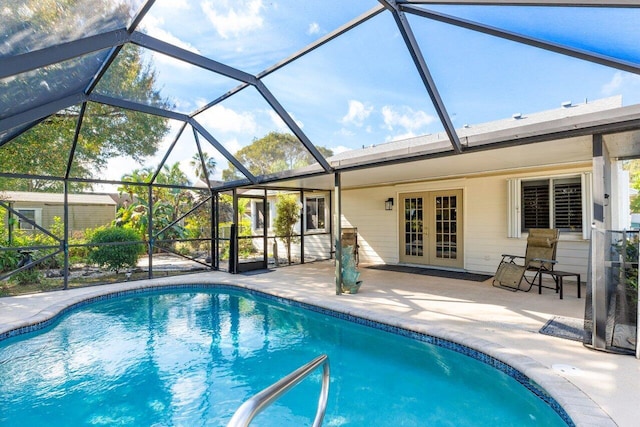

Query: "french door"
<box><xmin>399</xmin><ymin>190</ymin><xmax>463</xmax><ymax>269</ymax></box>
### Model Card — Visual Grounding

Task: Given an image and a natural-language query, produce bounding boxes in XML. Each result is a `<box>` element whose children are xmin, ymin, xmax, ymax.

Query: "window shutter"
<box><xmin>581</xmin><ymin>172</ymin><xmax>593</xmax><ymax>239</ymax></box>
<box><xmin>554</xmin><ymin>180</ymin><xmax>582</xmax><ymax>231</ymax></box>
<box><xmin>507</xmin><ymin>179</ymin><xmax>521</xmax><ymax>238</ymax></box>
<box><xmin>522</xmin><ymin>180</ymin><xmax>550</xmax><ymax>230</ymax></box>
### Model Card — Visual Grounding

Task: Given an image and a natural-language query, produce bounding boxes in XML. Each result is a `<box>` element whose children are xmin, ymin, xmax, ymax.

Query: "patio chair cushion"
<box><xmin>494</xmin><ymin>262</ymin><xmax>526</xmax><ymax>288</ymax></box>
<box><xmin>527</xmin><ymin>236</ymin><xmax>555</xmax><ymax>248</ymax></box>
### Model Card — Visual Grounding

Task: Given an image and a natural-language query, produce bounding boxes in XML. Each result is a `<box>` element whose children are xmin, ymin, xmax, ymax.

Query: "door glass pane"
<box><xmin>404</xmin><ymin>197</ymin><xmax>423</xmax><ymax>257</ymax></box>
<box><xmin>435</xmin><ymin>195</ymin><xmax>457</xmax><ymax>260</ymax></box>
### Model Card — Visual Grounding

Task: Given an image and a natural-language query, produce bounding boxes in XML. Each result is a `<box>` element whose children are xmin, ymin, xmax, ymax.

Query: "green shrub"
<box><xmin>9</xmin><ymin>268</ymin><xmax>43</xmax><ymax>286</ymax></box>
<box><xmin>0</xmin><ymin>250</ymin><xmax>19</xmax><ymax>273</ymax></box>
<box><xmin>87</xmin><ymin>227</ymin><xmax>145</xmax><ymax>273</ymax></box>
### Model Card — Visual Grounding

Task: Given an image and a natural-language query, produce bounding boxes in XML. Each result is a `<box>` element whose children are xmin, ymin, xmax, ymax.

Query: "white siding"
<box><xmin>302</xmin><ymin>234</ymin><xmax>332</xmax><ymax>260</ymax></box>
<box><xmin>342</xmin><ymin>164</ymin><xmax>591</xmax><ymax>276</ymax></box>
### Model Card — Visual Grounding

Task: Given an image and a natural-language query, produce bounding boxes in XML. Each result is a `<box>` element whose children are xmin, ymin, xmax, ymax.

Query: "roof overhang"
<box><xmin>239</xmin><ymin>103</ymin><xmax>640</xmax><ymax>191</ymax></box>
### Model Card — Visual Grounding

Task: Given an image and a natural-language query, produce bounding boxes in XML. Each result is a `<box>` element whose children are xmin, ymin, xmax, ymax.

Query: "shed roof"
<box><xmin>2</xmin><ymin>191</ymin><xmax>117</xmax><ymax>205</ymax></box>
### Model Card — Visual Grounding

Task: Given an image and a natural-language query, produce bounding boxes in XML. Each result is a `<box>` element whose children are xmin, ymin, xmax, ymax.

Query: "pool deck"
<box><xmin>1</xmin><ymin>261</ymin><xmax>638</xmax><ymax>426</ymax></box>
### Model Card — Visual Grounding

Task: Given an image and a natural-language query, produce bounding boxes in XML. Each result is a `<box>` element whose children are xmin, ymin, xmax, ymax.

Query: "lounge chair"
<box><xmin>492</xmin><ymin>228</ymin><xmax>559</xmax><ymax>292</ymax></box>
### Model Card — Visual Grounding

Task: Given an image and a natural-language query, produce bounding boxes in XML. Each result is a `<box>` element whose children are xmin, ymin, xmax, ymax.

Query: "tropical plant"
<box><xmin>274</xmin><ymin>194</ymin><xmax>301</xmax><ymax>265</ymax></box>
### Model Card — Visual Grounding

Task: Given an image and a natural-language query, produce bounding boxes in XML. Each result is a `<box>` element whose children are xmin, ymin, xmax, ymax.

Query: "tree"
<box><xmin>221</xmin><ymin>132</ymin><xmax>333</xmax><ymax>181</ymax></box>
<box><xmin>190</xmin><ymin>152</ymin><xmax>216</xmax><ymax>183</ymax></box>
<box><xmin>273</xmin><ymin>194</ymin><xmax>301</xmax><ymax>265</ymax></box>
<box><xmin>0</xmin><ymin>5</ymin><xmax>172</xmax><ymax>192</ymax></box>
<box><xmin>115</xmin><ymin>162</ymin><xmax>193</xmax><ymax>242</ymax></box>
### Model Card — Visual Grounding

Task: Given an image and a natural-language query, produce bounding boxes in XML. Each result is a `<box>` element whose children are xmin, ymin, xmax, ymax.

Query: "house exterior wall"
<box><xmin>341</xmin><ymin>163</ymin><xmax>591</xmax><ymax>276</ymax></box>
<box><xmin>11</xmin><ymin>202</ymin><xmax>116</xmax><ymax>233</ymax></box>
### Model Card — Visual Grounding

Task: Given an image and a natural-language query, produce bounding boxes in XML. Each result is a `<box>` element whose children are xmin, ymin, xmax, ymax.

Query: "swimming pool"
<box><xmin>0</xmin><ymin>286</ymin><xmax>570</xmax><ymax>426</ymax></box>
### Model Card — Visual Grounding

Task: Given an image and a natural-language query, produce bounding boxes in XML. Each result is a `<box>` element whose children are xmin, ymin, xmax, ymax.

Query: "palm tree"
<box><xmin>190</xmin><ymin>152</ymin><xmax>216</xmax><ymax>183</ymax></box>
<box><xmin>118</xmin><ymin>167</ymin><xmax>153</xmax><ymax>202</ymax></box>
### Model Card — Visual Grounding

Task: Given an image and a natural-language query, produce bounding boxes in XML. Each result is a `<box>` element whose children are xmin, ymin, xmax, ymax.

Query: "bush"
<box><xmin>87</xmin><ymin>227</ymin><xmax>145</xmax><ymax>273</ymax></box>
<box><xmin>9</xmin><ymin>268</ymin><xmax>43</xmax><ymax>286</ymax></box>
<box><xmin>0</xmin><ymin>250</ymin><xmax>19</xmax><ymax>273</ymax></box>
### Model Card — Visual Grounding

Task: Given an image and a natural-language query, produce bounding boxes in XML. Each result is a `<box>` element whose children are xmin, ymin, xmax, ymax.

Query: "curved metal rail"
<box><xmin>227</xmin><ymin>354</ymin><xmax>330</xmax><ymax>427</ymax></box>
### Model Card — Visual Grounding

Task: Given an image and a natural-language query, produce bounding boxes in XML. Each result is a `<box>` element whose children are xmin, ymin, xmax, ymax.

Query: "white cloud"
<box><xmin>200</xmin><ymin>0</ymin><xmax>264</xmax><ymax>39</ymax></box>
<box><xmin>340</xmin><ymin>100</ymin><xmax>373</xmax><ymax>127</ymax></box>
<box><xmin>602</xmin><ymin>71</ymin><xmax>640</xmax><ymax>96</ymax></box>
<box><xmin>140</xmin><ymin>15</ymin><xmax>200</xmax><ymax>54</ymax></box>
<box><xmin>198</xmin><ymin>104</ymin><xmax>257</xmax><ymax>135</ymax></box>
<box><xmin>381</xmin><ymin>105</ymin><xmax>435</xmax><ymax>133</ymax></box>
<box><xmin>307</xmin><ymin>22</ymin><xmax>321</xmax><ymax>35</ymax></box>
<box><xmin>268</xmin><ymin>110</ymin><xmax>303</xmax><ymax>132</ymax></box>
<box><xmin>171</xmin><ymin>0</ymin><xmax>191</xmax><ymax>9</ymax></box>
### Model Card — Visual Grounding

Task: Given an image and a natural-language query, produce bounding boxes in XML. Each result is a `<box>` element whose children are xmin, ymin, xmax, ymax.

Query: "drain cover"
<box><xmin>552</xmin><ymin>364</ymin><xmax>582</xmax><ymax>375</ymax></box>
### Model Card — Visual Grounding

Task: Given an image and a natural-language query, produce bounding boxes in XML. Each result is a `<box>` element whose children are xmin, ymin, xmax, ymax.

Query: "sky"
<box><xmin>97</xmin><ymin>0</ymin><xmax>640</xmax><ymax>186</ymax></box>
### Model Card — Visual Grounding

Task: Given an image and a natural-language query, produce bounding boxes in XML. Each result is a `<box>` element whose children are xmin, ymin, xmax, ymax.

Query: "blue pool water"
<box><xmin>0</xmin><ymin>288</ymin><xmax>568</xmax><ymax>426</ymax></box>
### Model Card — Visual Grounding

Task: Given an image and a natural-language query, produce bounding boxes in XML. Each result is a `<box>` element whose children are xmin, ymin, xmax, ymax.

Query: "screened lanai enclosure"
<box><xmin>1</xmin><ymin>1</ymin><xmax>640</xmax><ymax>295</ymax></box>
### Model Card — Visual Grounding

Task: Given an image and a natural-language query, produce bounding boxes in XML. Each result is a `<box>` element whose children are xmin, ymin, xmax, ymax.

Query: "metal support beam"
<box><xmin>63</xmin><ymin>181</ymin><xmax>69</xmax><ymax>290</ymax></box>
<box><xmin>212</xmin><ymin>194</ymin><xmax>217</xmax><ymax>270</ymax></box>
<box><xmin>192</xmin><ymin>5</ymin><xmax>386</xmax><ymax>116</ymax></box>
<box><xmin>379</xmin><ymin>0</ymin><xmax>463</xmax><ymax>153</ymax></box>
<box><xmin>88</xmin><ymin>93</ymin><xmax>190</xmax><ymax>121</ymax></box>
<box><xmin>591</xmin><ymin>134</ymin><xmax>607</xmax><ymax>350</ymax></box>
<box><xmin>0</xmin><ymin>30</ymin><xmax>130</xmax><ymax>80</ymax></box>
<box><xmin>0</xmin><ymin>200</ymin><xmax>62</xmax><ymax>242</ymax></box>
<box><xmin>0</xmin><ymin>119</ymin><xmax>46</xmax><ymax>149</ymax></box>
<box><xmin>65</xmin><ymin>102</ymin><xmax>86</xmax><ymax>179</ymax></box>
<box><xmin>399</xmin><ymin>1</ymin><xmax>640</xmax><ymax>7</ymax></box>
<box><xmin>130</xmin><ymin>32</ymin><xmax>257</xmax><ymax>85</ymax></box>
<box><xmin>193</xmin><ymin>128</ymin><xmax>213</xmax><ymax>189</ymax></box>
<box><xmin>334</xmin><ymin>173</ymin><xmax>343</xmax><ymax>295</ymax></box>
<box><xmin>190</xmin><ymin>119</ymin><xmax>258</xmax><ymax>184</ymax></box>
<box><xmin>0</xmin><ymin>93</ymin><xmax>86</xmax><ymax>134</ymax></box>
<box><xmin>128</xmin><ymin>0</ymin><xmax>158</xmax><ymax>33</ymax></box>
<box><xmin>254</xmin><ymin>81</ymin><xmax>332</xmax><ymax>173</ymax></box>
<box><xmin>150</xmin><ymin>122</ymin><xmax>188</xmax><ymax>183</ymax></box>
<box><xmin>402</xmin><ymin>5</ymin><xmax>640</xmax><ymax>76</ymax></box>
<box><xmin>148</xmin><ymin>185</ymin><xmax>154</xmax><ymax>279</ymax></box>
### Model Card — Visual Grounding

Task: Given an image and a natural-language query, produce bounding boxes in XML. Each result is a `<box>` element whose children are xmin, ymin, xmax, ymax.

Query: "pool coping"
<box><xmin>0</xmin><ymin>277</ymin><xmax>615</xmax><ymax>426</ymax></box>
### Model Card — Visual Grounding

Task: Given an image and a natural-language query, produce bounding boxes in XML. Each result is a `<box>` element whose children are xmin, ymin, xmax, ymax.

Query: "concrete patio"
<box><xmin>1</xmin><ymin>262</ymin><xmax>637</xmax><ymax>426</ymax></box>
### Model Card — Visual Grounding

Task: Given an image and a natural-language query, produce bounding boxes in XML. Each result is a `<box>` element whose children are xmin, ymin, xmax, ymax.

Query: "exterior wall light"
<box><xmin>385</xmin><ymin>197</ymin><xmax>394</xmax><ymax>211</ymax></box>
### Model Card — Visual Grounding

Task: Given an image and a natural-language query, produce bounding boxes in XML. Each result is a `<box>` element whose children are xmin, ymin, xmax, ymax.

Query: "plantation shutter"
<box><xmin>507</xmin><ymin>179</ymin><xmax>521</xmax><ymax>238</ymax></box>
<box><xmin>553</xmin><ymin>178</ymin><xmax>582</xmax><ymax>232</ymax></box>
<box><xmin>522</xmin><ymin>180</ymin><xmax>550</xmax><ymax>230</ymax></box>
<box><xmin>581</xmin><ymin>172</ymin><xmax>593</xmax><ymax>239</ymax></box>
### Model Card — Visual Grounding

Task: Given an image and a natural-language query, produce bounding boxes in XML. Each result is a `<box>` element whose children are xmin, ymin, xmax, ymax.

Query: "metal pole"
<box><xmin>232</xmin><ymin>189</ymin><xmax>238</xmax><ymax>274</ymax></box>
<box><xmin>300</xmin><ymin>189</ymin><xmax>305</xmax><ymax>265</ymax></box>
<box><xmin>63</xmin><ymin>181</ymin><xmax>69</xmax><ymax>290</ymax></box>
<box><xmin>148</xmin><ymin>185</ymin><xmax>153</xmax><ymax>279</ymax></box>
<box><xmin>263</xmin><ymin>188</ymin><xmax>268</xmax><ymax>268</ymax></box>
<box><xmin>591</xmin><ymin>135</ymin><xmax>607</xmax><ymax>350</ymax></box>
<box><xmin>7</xmin><ymin>202</ymin><xmax>13</xmax><ymax>245</ymax></box>
<box><xmin>334</xmin><ymin>173</ymin><xmax>342</xmax><ymax>295</ymax></box>
<box><xmin>211</xmin><ymin>192</ymin><xmax>216</xmax><ymax>270</ymax></box>
<box><xmin>637</xmin><ymin>245</ymin><xmax>639</xmax><ymax>359</ymax></box>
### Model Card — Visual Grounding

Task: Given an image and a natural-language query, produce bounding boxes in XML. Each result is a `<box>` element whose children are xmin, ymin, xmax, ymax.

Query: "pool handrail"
<box><xmin>227</xmin><ymin>354</ymin><xmax>330</xmax><ymax>427</ymax></box>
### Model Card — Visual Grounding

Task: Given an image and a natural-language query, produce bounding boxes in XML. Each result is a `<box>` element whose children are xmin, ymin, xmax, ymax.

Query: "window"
<box><xmin>305</xmin><ymin>196</ymin><xmax>326</xmax><ymax>232</ymax></box>
<box><xmin>521</xmin><ymin>177</ymin><xmax>582</xmax><ymax>232</ymax></box>
<box><xmin>17</xmin><ymin>208</ymin><xmax>40</xmax><ymax>230</ymax></box>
